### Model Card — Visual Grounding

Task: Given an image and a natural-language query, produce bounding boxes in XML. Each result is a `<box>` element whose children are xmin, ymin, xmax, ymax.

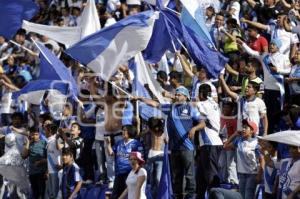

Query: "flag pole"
<box><xmin>9</xmin><ymin>40</ymin><xmax>38</xmax><ymax>57</ymax></box>
<box><xmin>108</xmin><ymin>81</ymin><xmax>133</xmax><ymax>98</ymax></box>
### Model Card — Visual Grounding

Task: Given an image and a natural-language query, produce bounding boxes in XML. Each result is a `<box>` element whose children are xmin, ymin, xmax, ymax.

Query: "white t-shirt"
<box><xmin>192</xmin><ymin>77</ymin><xmax>218</xmax><ymax>100</ymax></box>
<box><xmin>126</xmin><ymin>168</ymin><xmax>147</xmax><ymax>199</ymax></box>
<box><xmin>0</xmin><ymin>126</ymin><xmax>27</xmax><ymax>152</ymax></box>
<box><xmin>196</xmin><ymin>98</ymin><xmax>223</xmax><ymax>146</ymax></box>
<box><xmin>236</xmin><ymin>96</ymin><xmax>267</xmax><ymax>132</ymax></box>
<box><xmin>267</xmin><ymin>26</ymin><xmax>299</xmax><ymax>56</ymax></box>
<box><xmin>228</xmin><ymin>1</ymin><xmax>240</xmax><ymax>25</ymax></box>
<box><xmin>234</xmin><ymin>137</ymin><xmax>260</xmax><ymax>174</ymax></box>
<box><xmin>264</xmin><ymin>156</ymin><xmax>278</xmax><ymax>194</ymax></box>
<box><xmin>47</xmin><ymin>135</ymin><xmax>62</xmax><ymax>174</ymax></box>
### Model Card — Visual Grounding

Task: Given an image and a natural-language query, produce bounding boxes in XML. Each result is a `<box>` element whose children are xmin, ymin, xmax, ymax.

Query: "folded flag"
<box><xmin>0</xmin><ymin>0</ymin><xmax>38</xmax><ymax>39</ymax></box>
<box><xmin>66</xmin><ymin>10</ymin><xmax>158</xmax><ymax>81</ymax></box>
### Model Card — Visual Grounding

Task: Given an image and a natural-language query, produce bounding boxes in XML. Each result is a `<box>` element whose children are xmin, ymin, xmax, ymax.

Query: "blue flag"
<box><xmin>129</xmin><ymin>55</ymin><xmax>163</xmax><ymax>121</ymax></box>
<box><xmin>181</xmin><ymin>24</ymin><xmax>228</xmax><ymax>79</ymax></box>
<box><xmin>65</xmin><ymin>10</ymin><xmax>157</xmax><ymax>81</ymax></box>
<box><xmin>156</xmin><ymin>144</ymin><xmax>173</xmax><ymax>199</ymax></box>
<box><xmin>143</xmin><ymin>8</ymin><xmax>182</xmax><ymax>63</ymax></box>
<box><xmin>36</xmin><ymin>42</ymin><xmax>78</xmax><ymax>98</ymax></box>
<box><xmin>0</xmin><ymin>0</ymin><xmax>38</xmax><ymax>39</ymax></box>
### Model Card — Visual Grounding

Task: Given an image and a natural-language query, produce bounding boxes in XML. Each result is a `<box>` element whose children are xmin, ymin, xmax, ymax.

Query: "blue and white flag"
<box><xmin>0</xmin><ymin>0</ymin><xmax>38</xmax><ymax>39</ymax></box>
<box><xmin>129</xmin><ymin>53</ymin><xmax>165</xmax><ymax>120</ymax></box>
<box><xmin>143</xmin><ymin>7</ymin><xmax>182</xmax><ymax>63</ymax></box>
<box><xmin>12</xmin><ymin>80</ymin><xmax>69</xmax><ymax>105</ymax></box>
<box><xmin>66</xmin><ymin>11</ymin><xmax>158</xmax><ymax>81</ymax></box>
<box><xmin>156</xmin><ymin>144</ymin><xmax>173</xmax><ymax>199</ymax></box>
<box><xmin>35</xmin><ymin>41</ymin><xmax>78</xmax><ymax>98</ymax></box>
<box><xmin>180</xmin><ymin>0</ymin><xmax>215</xmax><ymax>48</ymax></box>
<box><xmin>181</xmin><ymin>24</ymin><xmax>228</xmax><ymax>79</ymax></box>
<box><xmin>22</xmin><ymin>0</ymin><xmax>100</xmax><ymax>47</ymax></box>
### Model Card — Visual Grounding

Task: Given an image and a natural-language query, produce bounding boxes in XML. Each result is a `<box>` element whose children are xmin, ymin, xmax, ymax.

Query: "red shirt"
<box><xmin>249</xmin><ymin>34</ymin><xmax>268</xmax><ymax>53</ymax></box>
<box><xmin>220</xmin><ymin>115</ymin><xmax>237</xmax><ymax>138</ymax></box>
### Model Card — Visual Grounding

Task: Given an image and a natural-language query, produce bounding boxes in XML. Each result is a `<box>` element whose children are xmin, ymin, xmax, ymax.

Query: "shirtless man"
<box><xmin>89</xmin><ymin>75</ymin><xmax>128</xmax><ymax>187</ymax></box>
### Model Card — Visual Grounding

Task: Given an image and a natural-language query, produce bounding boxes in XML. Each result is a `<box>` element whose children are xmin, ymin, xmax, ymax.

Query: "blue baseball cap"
<box><xmin>175</xmin><ymin>86</ymin><xmax>190</xmax><ymax>100</ymax></box>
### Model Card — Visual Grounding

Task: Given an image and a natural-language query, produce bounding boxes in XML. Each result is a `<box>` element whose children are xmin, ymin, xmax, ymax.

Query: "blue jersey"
<box><xmin>113</xmin><ymin>139</ymin><xmax>143</xmax><ymax>175</ymax></box>
<box><xmin>161</xmin><ymin>103</ymin><xmax>201</xmax><ymax>151</ymax></box>
<box><xmin>60</xmin><ymin>163</ymin><xmax>82</xmax><ymax>199</ymax></box>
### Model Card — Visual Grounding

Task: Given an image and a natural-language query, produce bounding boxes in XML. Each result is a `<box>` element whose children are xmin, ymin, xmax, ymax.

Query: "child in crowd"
<box><xmin>224</xmin><ymin>119</ymin><xmax>263</xmax><ymax>199</ymax></box>
<box><xmin>57</xmin><ymin>148</ymin><xmax>82</xmax><ymax>199</ymax></box>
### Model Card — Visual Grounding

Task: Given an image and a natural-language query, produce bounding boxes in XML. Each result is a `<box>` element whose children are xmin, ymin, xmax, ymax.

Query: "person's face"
<box><xmin>174</xmin><ymin>93</ymin><xmax>187</xmax><ymax>103</ymax></box>
<box><xmin>7</xmin><ymin>56</ymin><xmax>14</xmax><ymax>66</ymax></box>
<box><xmin>245</xmin><ymin>84</ymin><xmax>256</xmax><ymax>97</ymax></box>
<box><xmin>197</xmin><ymin>68</ymin><xmax>207</xmax><ymax>81</ymax></box>
<box><xmin>71</xmin><ymin>124</ymin><xmax>80</xmax><ymax>136</ymax></box>
<box><xmin>63</xmin><ymin>107</ymin><xmax>71</xmax><ymax>116</ymax></box>
<box><xmin>247</xmin><ymin>28</ymin><xmax>257</xmax><ymax>38</ymax></box>
<box><xmin>245</xmin><ymin>62</ymin><xmax>255</xmax><ymax>74</ymax></box>
<box><xmin>129</xmin><ymin>155</ymin><xmax>139</xmax><ymax>167</ymax></box>
<box><xmin>241</xmin><ymin>125</ymin><xmax>253</xmax><ymax>139</ymax></box>
<box><xmin>30</xmin><ymin>132</ymin><xmax>40</xmax><ymax>142</ymax></box>
<box><xmin>12</xmin><ymin>116</ymin><xmax>22</xmax><ymax>128</ymax></box>
<box><xmin>206</xmin><ymin>8</ymin><xmax>214</xmax><ymax>18</ymax></box>
<box><xmin>0</xmin><ymin>36</ymin><xmax>5</xmax><ymax>44</ymax></box>
<box><xmin>215</xmin><ymin>15</ymin><xmax>224</xmax><ymax>27</ymax></box>
<box><xmin>277</xmin><ymin>15</ymin><xmax>285</xmax><ymax>27</ymax></box>
<box><xmin>122</xmin><ymin>127</ymin><xmax>129</xmax><ymax>140</ymax></box>
<box><xmin>293</xmin><ymin>51</ymin><xmax>300</xmax><ymax>63</ymax></box>
<box><xmin>169</xmin><ymin>77</ymin><xmax>177</xmax><ymax>88</ymax></box>
<box><xmin>288</xmin><ymin>145</ymin><xmax>300</xmax><ymax>159</ymax></box>
<box><xmin>222</xmin><ymin>104</ymin><xmax>233</xmax><ymax>116</ymax></box>
<box><xmin>62</xmin><ymin>154</ymin><xmax>73</xmax><ymax>165</ymax></box>
<box><xmin>264</xmin><ymin>0</ymin><xmax>274</xmax><ymax>7</ymax></box>
<box><xmin>269</xmin><ymin>43</ymin><xmax>279</xmax><ymax>53</ymax></box>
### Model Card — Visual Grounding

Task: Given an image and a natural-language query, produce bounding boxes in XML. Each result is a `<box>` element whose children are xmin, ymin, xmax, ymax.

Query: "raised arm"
<box><xmin>240</xmin><ymin>18</ymin><xmax>269</xmax><ymax>31</ymax></box>
<box><xmin>219</xmin><ymin>74</ymin><xmax>239</xmax><ymax>101</ymax></box>
<box><xmin>175</xmin><ymin>52</ymin><xmax>194</xmax><ymax>78</ymax></box>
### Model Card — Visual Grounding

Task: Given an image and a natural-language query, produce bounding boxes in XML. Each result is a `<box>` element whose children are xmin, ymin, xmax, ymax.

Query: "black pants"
<box><xmin>111</xmin><ymin>172</ymin><xmax>130</xmax><ymax>199</ymax></box>
<box><xmin>80</xmin><ymin>139</ymin><xmax>94</xmax><ymax>181</ymax></box>
<box><xmin>29</xmin><ymin>173</ymin><xmax>46</xmax><ymax>199</ymax></box>
<box><xmin>264</xmin><ymin>89</ymin><xmax>281</xmax><ymax>134</ymax></box>
<box><xmin>209</xmin><ymin>188</ymin><xmax>242</xmax><ymax>199</ymax></box>
<box><xmin>196</xmin><ymin>145</ymin><xmax>222</xmax><ymax>199</ymax></box>
<box><xmin>170</xmin><ymin>150</ymin><xmax>195</xmax><ymax>199</ymax></box>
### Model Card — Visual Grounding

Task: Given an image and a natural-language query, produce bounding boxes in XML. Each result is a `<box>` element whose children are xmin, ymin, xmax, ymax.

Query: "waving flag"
<box><xmin>156</xmin><ymin>144</ymin><xmax>173</xmax><ymax>199</ymax></box>
<box><xmin>180</xmin><ymin>0</ymin><xmax>215</xmax><ymax>48</ymax></box>
<box><xmin>66</xmin><ymin>10</ymin><xmax>158</xmax><ymax>81</ymax></box>
<box><xmin>22</xmin><ymin>0</ymin><xmax>100</xmax><ymax>47</ymax></box>
<box><xmin>0</xmin><ymin>0</ymin><xmax>38</xmax><ymax>39</ymax></box>
<box><xmin>129</xmin><ymin>53</ymin><xmax>165</xmax><ymax>120</ymax></box>
<box><xmin>12</xmin><ymin>42</ymin><xmax>78</xmax><ymax>106</ymax></box>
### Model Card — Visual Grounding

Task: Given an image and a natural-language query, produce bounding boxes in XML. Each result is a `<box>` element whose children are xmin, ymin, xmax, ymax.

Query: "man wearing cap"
<box><xmin>237</xmin><ymin>34</ymin><xmax>291</xmax><ymax>134</ymax></box>
<box><xmin>135</xmin><ymin>86</ymin><xmax>204</xmax><ymax>199</ymax></box>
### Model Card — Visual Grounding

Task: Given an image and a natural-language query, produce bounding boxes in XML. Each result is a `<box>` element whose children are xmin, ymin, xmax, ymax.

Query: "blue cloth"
<box><xmin>143</xmin><ymin>8</ymin><xmax>181</xmax><ymax>63</ymax></box>
<box><xmin>36</xmin><ymin>42</ymin><xmax>78</xmax><ymax>98</ymax></box>
<box><xmin>161</xmin><ymin>103</ymin><xmax>201</xmax><ymax>150</ymax></box>
<box><xmin>156</xmin><ymin>144</ymin><xmax>173</xmax><ymax>199</ymax></box>
<box><xmin>61</xmin><ymin>164</ymin><xmax>81</xmax><ymax>199</ymax></box>
<box><xmin>0</xmin><ymin>0</ymin><xmax>38</xmax><ymax>39</ymax></box>
<box><xmin>113</xmin><ymin>139</ymin><xmax>143</xmax><ymax>175</ymax></box>
<box><xmin>181</xmin><ymin>24</ymin><xmax>228</xmax><ymax>79</ymax></box>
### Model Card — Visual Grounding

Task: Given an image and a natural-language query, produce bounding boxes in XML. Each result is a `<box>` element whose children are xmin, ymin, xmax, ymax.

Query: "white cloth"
<box><xmin>236</xmin><ymin>96</ymin><xmax>267</xmax><ymax>132</ymax></box>
<box><xmin>47</xmin><ymin>135</ymin><xmax>62</xmax><ymax>174</ymax></box>
<box><xmin>196</xmin><ymin>98</ymin><xmax>223</xmax><ymax>146</ymax></box>
<box><xmin>228</xmin><ymin>1</ymin><xmax>240</xmax><ymax>25</ymax></box>
<box><xmin>126</xmin><ymin>168</ymin><xmax>147</xmax><ymax>199</ymax></box>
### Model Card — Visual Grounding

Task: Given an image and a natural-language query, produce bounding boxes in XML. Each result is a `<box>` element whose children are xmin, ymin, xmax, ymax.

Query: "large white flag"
<box><xmin>22</xmin><ymin>0</ymin><xmax>100</xmax><ymax>47</ymax></box>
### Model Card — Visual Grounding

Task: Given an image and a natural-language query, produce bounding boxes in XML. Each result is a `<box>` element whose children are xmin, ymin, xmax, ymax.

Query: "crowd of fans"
<box><xmin>0</xmin><ymin>0</ymin><xmax>300</xmax><ymax>199</ymax></box>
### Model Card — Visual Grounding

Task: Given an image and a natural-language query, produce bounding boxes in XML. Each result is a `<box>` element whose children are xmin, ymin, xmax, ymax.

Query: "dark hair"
<box><xmin>247</xmin><ymin>58</ymin><xmax>261</xmax><ymax>69</ymax></box>
<box><xmin>29</xmin><ymin>126</ymin><xmax>39</xmax><ymax>134</ymax></box>
<box><xmin>247</xmin><ymin>24</ymin><xmax>259</xmax><ymax>32</ymax></box>
<box><xmin>198</xmin><ymin>84</ymin><xmax>211</xmax><ymax>99</ymax></box>
<box><xmin>157</xmin><ymin>71</ymin><xmax>168</xmax><ymax>81</ymax></box>
<box><xmin>216</xmin><ymin>11</ymin><xmax>225</xmax><ymax>18</ymax></box>
<box><xmin>248</xmin><ymin>81</ymin><xmax>260</xmax><ymax>92</ymax></box>
<box><xmin>268</xmin><ymin>141</ymin><xmax>278</xmax><ymax>149</ymax></box>
<box><xmin>122</xmin><ymin>125</ymin><xmax>137</xmax><ymax>138</ymax></box>
<box><xmin>11</xmin><ymin>112</ymin><xmax>24</xmax><ymax>121</ymax></box>
<box><xmin>148</xmin><ymin>117</ymin><xmax>165</xmax><ymax>131</ymax></box>
<box><xmin>48</xmin><ymin>123</ymin><xmax>58</xmax><ymax>135</ymax></box>
<box><xmin>62</xmin><ymin>147</ymin><xmax>73</xmax><ymax>156</ymax></box>
<box><xmin>168</xmin><ymin>71</ymin><xmax>182</xmax><ymax>82</ymax></box>
<box><xmin>71</xmin><ymin>122</ymin><xmax>80</xmax><ymax>130</ymax></box>
<box><xmin>206</xmin><ymin>6</ymin><xmax>215</xmax><ymax>15</ymax></box>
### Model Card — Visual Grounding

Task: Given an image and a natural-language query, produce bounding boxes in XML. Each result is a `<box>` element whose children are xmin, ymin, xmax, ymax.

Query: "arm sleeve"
<box><xmin>160</xmin><ymin>104</ymin><xmax>171</xmax><ymax>115</ymax></box>
<box><xmin>291</xmin><ymin>25</ymin><xmax>300</xmax><ymax>35</ymax></box>
<box><xmin>242</xmin><ymin>43</ymin><xmax>260</xmax><ymax>59</ymax></box>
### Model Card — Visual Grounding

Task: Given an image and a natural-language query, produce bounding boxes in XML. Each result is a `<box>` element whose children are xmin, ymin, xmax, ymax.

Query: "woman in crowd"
<box><xmin>119</xmin><ymin>151</ymin><xmax>147</xmax><ymax>199</ymax></box>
